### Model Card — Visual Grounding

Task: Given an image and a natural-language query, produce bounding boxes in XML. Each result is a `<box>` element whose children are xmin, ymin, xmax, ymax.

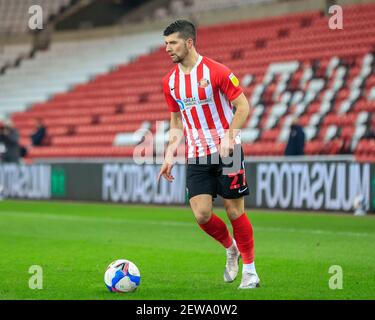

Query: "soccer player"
<box><xmin>157</xmin><ymin>20</ymin><xmax>260</xmax><ymax>289</ymax></box>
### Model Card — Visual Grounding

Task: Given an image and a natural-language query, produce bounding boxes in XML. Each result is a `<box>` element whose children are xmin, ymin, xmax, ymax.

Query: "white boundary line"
<box><xmin>1</xmin><ymin>211</ymin><xmax>374</xmax><ymax>238</ymax></box>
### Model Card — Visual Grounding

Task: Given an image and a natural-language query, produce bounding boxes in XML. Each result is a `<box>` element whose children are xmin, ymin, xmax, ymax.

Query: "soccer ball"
<box><xmin>104</xmin><ymin>259</ymin><xmax>141</xmax><ymax>293</ymax></box>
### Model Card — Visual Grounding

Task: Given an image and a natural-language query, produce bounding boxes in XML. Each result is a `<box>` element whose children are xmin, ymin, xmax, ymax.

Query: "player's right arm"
<box><xmin>157</xmin><ymin>112</ymin><xmax>184</xmax><ymax>182</ymax></box>
<box><xmin>158</xmin><ymin>75</ymin><xmax>184</xmax><ymax>183</ymax></box>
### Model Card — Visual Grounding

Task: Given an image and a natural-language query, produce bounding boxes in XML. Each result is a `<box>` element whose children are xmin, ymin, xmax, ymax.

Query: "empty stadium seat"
<box><xmin>0</xmin><ymin>0</ymin><xmax>71</xmax><ymax>34</ymax></box>
<box><xmin>5</xmin><ymin>2</ymin><xmax>375</xmax><ymax>159</ymax></box>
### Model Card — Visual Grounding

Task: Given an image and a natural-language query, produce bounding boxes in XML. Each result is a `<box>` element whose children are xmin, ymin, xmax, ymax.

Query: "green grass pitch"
<box><xmin>0</xmin><ymin>200</ymin><xmax>374</xmax><ymax>300</ymax></box>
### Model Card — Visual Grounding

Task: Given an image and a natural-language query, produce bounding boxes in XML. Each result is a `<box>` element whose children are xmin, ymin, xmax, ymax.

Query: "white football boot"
<box><xmin>224</xmin><ymin>240</ymin><xmax>240</xmax><ymax>283</ymax></box>
<box><xmin>238</xmin><ymin>272</ymin><xmax>260</xmax><ymax>289</ymax></box>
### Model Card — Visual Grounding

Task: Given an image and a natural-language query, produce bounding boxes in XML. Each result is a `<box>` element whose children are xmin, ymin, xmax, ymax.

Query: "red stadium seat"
<box><xmin>9</xmin><ymin>2</ymin><xmax>375</xmax><ymax>160</ymax></box>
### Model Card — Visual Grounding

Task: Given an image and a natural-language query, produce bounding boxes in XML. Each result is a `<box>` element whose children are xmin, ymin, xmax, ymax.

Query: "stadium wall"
<box><xmin>1</xmin><ymin>158</ymin><xmax>373</xmax><ymax>213</ymax></box>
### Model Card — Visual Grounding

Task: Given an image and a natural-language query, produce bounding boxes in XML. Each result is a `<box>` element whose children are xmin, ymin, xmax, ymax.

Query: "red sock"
<box><xmin>231</xmin><ymin>213</ymin><xmax>254</xmax><ymax>264</ymax></box>
<box><xmin>199</xmin><ymin>213</ymin><xmax>233</xmax><ymax>249</ymax></box>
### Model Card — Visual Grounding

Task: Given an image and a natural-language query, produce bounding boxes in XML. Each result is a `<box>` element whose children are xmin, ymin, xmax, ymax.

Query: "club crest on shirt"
<box><xmin>198</xmin><ymin>78</ymin><xmax>210</xmax><ymax>88</ymax></box>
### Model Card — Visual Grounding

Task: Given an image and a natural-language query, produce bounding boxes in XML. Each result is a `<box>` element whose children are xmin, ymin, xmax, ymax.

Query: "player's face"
<box><xmin>164</xmin><ymin>33</ymin><xmax>189</xmax><ymax>63</ymax></box>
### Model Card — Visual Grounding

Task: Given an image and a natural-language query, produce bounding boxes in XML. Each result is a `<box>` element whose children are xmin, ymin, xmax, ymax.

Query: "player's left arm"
<box><xmin>227</xmin><ymin>93</ymin><xmax>250</xmax><ymax>141</ymax></box>
<box><xmin>220</xmin><ymin>93</ymin><xmax>250</xmax><ymax>157</ymax></box>
<box><xmin>216</xmin><ymin>65</ymin><xmax>251</xmax><ymax>156</ymax></box>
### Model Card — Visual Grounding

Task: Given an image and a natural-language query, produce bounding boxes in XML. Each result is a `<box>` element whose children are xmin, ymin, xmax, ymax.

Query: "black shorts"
<box><xmin>186</xmin><ymin>145</ymin><xmax>249</xmax><ymax>200</ymax></box>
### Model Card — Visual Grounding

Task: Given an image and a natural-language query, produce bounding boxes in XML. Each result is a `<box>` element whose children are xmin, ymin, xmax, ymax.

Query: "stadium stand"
<box><xmin>151</xmin><ymin>0</ymin><xmax>278</xmax><ymax>19</ymax></box>
<box><xmin>6</xmin><ymin>1</ymin><xmax>375</xmax><ymax>161</ymax></box>
<box><xmin>0</xmin><ymin>32</ymin><xmax>163</xmax><ymax>115</ymax></box>
<box><xmin>176</xmin><ymin>0</ymin><xmax>277</xmax><ymax>14</ymax></box>
<box><xmin>0</xmin><ymin>0</ymin><xmax>76</xmax><ymax>75</ymax></box>
<box><xmin>0</xmin><ymin>0</ymin><xmax>71</xmax><ymax>35</ymax></box>
<box><xmin>0</xmin><ymin>43</ymin><xmax>31</xmax><ymax>71</ymax></box>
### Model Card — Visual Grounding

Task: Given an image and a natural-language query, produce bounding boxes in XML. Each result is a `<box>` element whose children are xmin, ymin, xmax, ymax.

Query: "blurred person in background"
<box><xmin>0</xmin><ymin>119</ymin><xmax>21</xmax><ymax>163</ymax></box>
<box><xmin>285</xmin><ymin>118</ymin><xmax>305</xmax><ymax>156</ymax></box>
<box><xmin>363</xmin><ymin>125</ymin><xmax>375</xmax><ymax>139</ymax></box>
<box><xmin>31</xmin><ymin>118</ymin><xmax>47</xmax><ymax>146</ymax></box>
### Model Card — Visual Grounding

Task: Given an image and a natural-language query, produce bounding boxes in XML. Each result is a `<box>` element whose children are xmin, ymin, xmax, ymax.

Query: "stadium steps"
<box><xmin>7</xmin><ymin>2</ymin><xmax>375</xmax><ymax>159</ymax></box>
<box><xmin>0</xmin><ymin>31</ymin><xmax>163</xmax><ymax>117</ymax></box>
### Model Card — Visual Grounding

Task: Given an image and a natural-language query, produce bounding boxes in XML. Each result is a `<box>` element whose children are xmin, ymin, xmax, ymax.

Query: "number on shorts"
<box><xmin>228</xmin><ymin>169</ymin><xmax>245</xmax><ymax>190</ymax></box>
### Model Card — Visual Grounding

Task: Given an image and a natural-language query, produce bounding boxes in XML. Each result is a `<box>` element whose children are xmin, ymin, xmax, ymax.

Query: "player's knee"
<box><xmin>190</xmin><ymin>197</ymin><xmax>212</xmax><ymax>224</ymax></box>
<box><xmin>224</xmin><ymin>203</ymin><xmax>242</xmax><ymax>220</ymax></box>
<box><xmin>191</xmin><ymin>206</ymin><xmax>211</xmax><ymax>224</ymax></box>
<box><xmin>194</xmin><ymin>212</ymin><xmax>211</xmax><ymax>224</ymax></box>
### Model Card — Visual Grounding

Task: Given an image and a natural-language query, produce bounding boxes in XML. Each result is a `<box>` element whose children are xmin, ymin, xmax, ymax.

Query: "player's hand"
<box><xmin>219</xmin><ymin>133</ymin><xmax>234</xmax><ymax>158</ymax></box>
<box><xmin>157</xmin><ymin>160</ymin><xmax>174</xmax><ymax>183</ymax></box>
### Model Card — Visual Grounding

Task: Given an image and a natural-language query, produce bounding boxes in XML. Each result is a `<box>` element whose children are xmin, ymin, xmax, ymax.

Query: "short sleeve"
<box><xmin>215</xmin><ymin>64</ymin><xmax>243</xmax><ymax>102</ymax></box>
<box><xmin>163</xmin><ymin>78</ymin><xmax>179</xmax><ymax>112</ymax></box>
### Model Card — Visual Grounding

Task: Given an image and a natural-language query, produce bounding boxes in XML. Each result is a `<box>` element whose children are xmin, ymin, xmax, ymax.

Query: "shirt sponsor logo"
<box><xmin>176</xmin><ymin>99</ymin><xmax>186</xmax><ymax>111</ymax></box>
<box><xmin>177</xmin><ymin>97</ymin><xmax>213</xmax><ymax>111</ymax></box>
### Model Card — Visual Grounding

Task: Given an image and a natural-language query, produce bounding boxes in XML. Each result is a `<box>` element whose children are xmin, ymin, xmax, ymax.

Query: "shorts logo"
<box><xmin>238</xmin><ymin>186</ymin><xmax>248</xmax><ymax>194</ymax></box>
<box><xmin>198</xmin><ymin>78</ymin><xmax>210</xmax><ymax>88</ymax></box>
<box><xmin>229</xmin><ymin>73</ymin><xmax>239</xmax><ymax>87</ymax></box>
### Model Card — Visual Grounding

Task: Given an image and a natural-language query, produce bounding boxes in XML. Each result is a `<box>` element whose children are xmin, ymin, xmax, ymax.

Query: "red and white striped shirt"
<box><xmin>163</xmin><ymin>55</ymin><xmax>243</xmax><ymax>158</ymax></box>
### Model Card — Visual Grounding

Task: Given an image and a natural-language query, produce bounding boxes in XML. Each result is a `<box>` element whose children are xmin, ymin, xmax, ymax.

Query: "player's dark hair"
<box><xmin>163</xmin><ymin>20</ymin><xmax>196</xmax><ymax>46</ymax></box>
